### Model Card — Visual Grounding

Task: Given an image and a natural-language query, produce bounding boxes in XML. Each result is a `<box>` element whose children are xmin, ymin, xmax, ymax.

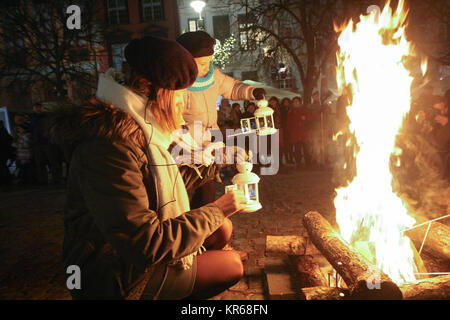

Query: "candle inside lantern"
<box><xmin>254</xmin><ymin>98</ymin><xmax>277</xmax><ymax>136</ymax></box>
<box><xmin>229</xmin><ymin>162</ymin><xmax>262</xmax><ymax>213</ymax></box>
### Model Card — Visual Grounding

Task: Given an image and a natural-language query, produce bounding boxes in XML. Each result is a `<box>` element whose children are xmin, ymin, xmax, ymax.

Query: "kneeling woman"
<box><xmin>50</xmin><ymin>36</ymin><xmax>246</xmax><ymax>300</ymax></box>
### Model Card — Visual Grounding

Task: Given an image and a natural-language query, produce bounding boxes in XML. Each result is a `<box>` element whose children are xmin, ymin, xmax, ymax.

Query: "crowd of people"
<box><xmin>215</xmin><ymin>84</ymin><xmax>449</xmax><ymax>181</ymax></box>
<box><xmin>0</xmin><ymin>102</ymin><xmax>65</xmax><ymax>191</ymax></box>
<box><xmin>216</xmin><ymin>91</ymin><xmax>333</xmax><ymax>172</ymax></box>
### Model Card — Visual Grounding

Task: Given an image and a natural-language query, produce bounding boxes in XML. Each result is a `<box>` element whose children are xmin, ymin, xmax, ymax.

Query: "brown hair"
<box><xmin>127</xmin><ymin>70</ymin><xmax>179</xmax><ymax>132</ymax></box>
<box><xmin>281</xmin><ymin>97</ymin><xmax>291</xmax><ymax>107</ymax></box>
<box><xmin>292</xmin><ymin>96</ymin><xmax>303</xmax><ymax>105</ymax></box>
<box><xmin>247</xmin><ymin>102</ymin><xmax>256</xmax><ymax>113</ymax></box>
<box><xmin>269</xmin><ymin>96</ymin><xmax>280</xmax><ymax>106</ymax></box>
<box><xmin>148</xmin><ymin>88</ymin><xmax>178</xmax><ymax>132</ymax></box>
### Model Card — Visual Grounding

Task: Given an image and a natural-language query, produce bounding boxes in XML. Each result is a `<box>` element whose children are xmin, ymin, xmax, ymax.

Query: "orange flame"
<box><xmin>421</xmin><ymin>57</ymin><xmax>428</xmax><ymax>77</ymax></box>
<box><xmin>334</xmin><ymin>0</ymin><xmax>418</xmax><ymax>283</ymax></box>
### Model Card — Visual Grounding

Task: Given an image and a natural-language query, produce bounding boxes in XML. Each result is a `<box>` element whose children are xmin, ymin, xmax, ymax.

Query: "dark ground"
<box><xmin>2</xmin><ymin>159</ymin><xmax>449</xmax><ymax>300</ymax></box>
<box><xmin>0</xmin><ymin>165</ymin><xmax>339</xmax><ymax>300</ymax></box>
<box><xmin>0</xmin><ymin>165</ymin><xmax>334</xmax><ymax>299</ymax></box>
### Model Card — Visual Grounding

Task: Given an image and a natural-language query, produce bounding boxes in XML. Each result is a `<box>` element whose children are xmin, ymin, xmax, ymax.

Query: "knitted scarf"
<box><xmin>96</xmin><ymin>69</ymin><xmax>202</xmax><ymax>270</ymax></box>
<box><xmin>187</xmin><ymin>61</ymin><xmax>215</xmax><ymax>92</ymax></box>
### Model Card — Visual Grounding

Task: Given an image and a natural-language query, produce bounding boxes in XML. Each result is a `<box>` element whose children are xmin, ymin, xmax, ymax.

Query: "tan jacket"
<box><xmin>183</xmin><ymin>67</ymin><xmax>255</xmax><ymax>140</ymax></box>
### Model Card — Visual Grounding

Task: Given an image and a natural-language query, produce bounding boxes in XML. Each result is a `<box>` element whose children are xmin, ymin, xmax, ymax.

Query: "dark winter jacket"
<box><xmin>49</xmin><ymin>99</ymin><xmax>225</xmax><ymax>299</ymax></box>
<box><xmin>0</xmin><ymin>124</ymin><xmax>14</xmax><ymax>161</ymax></box>
<box><xmin>30</xmin><ymin>112</ymin><xmax>50</xmax><ymax>145</ymax></box>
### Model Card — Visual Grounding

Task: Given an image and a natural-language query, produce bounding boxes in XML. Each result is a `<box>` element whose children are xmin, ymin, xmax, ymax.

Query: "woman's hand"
<box><xmin>214</xmin><ymin>189</ymin><xmax>247</xmax><ymax>217</ymax></box>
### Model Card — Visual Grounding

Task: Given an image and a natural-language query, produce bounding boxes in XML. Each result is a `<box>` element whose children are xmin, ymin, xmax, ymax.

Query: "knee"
<box><xmin>227</xmin><ymin>251</ymin><xmax>244</xmax><ymax>281</ymax></box>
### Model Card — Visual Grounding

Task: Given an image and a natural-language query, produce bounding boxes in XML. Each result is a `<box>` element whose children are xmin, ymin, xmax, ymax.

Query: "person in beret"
<box><xmin>176</xmin><ymin>31</ymin><xmax>265</xmax><ymax>222</ymax></box>
<box><xmin>49</xmin><ymin>36</ymin><xmax>248</xmax><ymax>300</ymax></box>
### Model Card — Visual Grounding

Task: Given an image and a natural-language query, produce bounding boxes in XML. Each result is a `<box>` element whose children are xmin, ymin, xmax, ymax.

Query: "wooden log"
<box><xmin>420</xmin><ymin>252</ymin><xmax>450</xmax><ymax>274</ymax></box>
<box><xmin>410</xmin><ymin>239</ymin><xmax>429</xmax><ymax>280</ymax></box>
<box><xmin>266</xmin><ymin>235</ymin><xmax>307</xmax><ymax>255</ymax></box>
<box><xmin>406</xmin><ymin>220</ymin><xmax>450</xmax><ymax>264</ymax></box>
<box><xmin>265</xmin><ymin>235</ymin><xmax>321</xmax><ymax>255</ymax></box>
<box><xmin>399</xmin><ymin>275</ymin><xmax>450</xmax><ymax>300</ymax></box>
<box><xmin>300</xmin><ymin>286</ymin><xmax>349</xmax><ymax>300</ymax></box>
<box><xmin>303</xmin><ymin>211</ymin><xmax>403</xmax><ymax>300</ymax></box>
<box><xmin>290</xmin><ymin>255</ymin><xmax>328</xmax><ymax>288</ymax></box>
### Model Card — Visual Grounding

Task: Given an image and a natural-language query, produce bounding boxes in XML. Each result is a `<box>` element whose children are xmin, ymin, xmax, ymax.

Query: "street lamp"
<box><xmin>190</xmin><ymin>0</ymin><xmax>205</xmax><ymax>30</ymax></box>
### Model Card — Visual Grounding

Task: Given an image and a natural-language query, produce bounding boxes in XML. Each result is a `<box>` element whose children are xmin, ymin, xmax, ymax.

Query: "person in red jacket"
<box><xmin>287</xmin><ymin>96</ymin><xmax>315</xmax><ymax>168</ymax></box>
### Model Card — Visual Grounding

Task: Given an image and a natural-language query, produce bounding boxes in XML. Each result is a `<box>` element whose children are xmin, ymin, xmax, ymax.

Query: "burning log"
<box><xmin>303</xmin><ymin>211</ymin><xmax>403</xmax><ymax>299</ymax></box>
<box><xmin>410</xmin><ymin>240</ymin><xmax>428</xmax><ymax>280</ymax></box>
<box><xmin>300</xmin><ymin>286</ymin><xmax>349</xmax><ymax>300</ymax></box>
<box><xmin>265</xmin><ymin>235</ymin><xmax>320</xmax><ymax>255</ymax></box>
<box><xmin>399</xmin><ymin>275</ymin><xmax>450</xmax><ymax>300</ymax></box>
<box><xmin>290</xmin><ymin>255</ymin><xmax>328</xmax><ymax>288</ymax></box>
<box><xmin>420</xmin><ymin>253</ymin><xmax>449</xmax><ymax>274</ymax></box>
<box><xmin>405</xmin><ymin>220</ymin><xmax>450</xmax><ymax>265</ymax></box>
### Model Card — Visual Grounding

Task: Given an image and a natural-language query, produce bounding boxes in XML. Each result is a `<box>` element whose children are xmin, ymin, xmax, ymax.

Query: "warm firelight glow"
<box><xmin>421</xmin><ymin>58</ymin><xmax>428</xmax><ymax>77</ymax></box>
<box><xmin>334</xmin><ymin>0</ymin><xmax>418</xmax><ymax>283</ymax></box>
<box><xmin>333</xmin><ymin>131</ymin><xmax>343</xmax><ymax>141</ymax></box>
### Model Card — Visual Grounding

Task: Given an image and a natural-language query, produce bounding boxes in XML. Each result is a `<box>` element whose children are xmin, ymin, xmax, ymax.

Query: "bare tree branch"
<box><xmin>234</xmin><ymin>0</ymin><xmax>343</xmax><ymax>103</ymax></box>
<box><xmin>0</xmin><ymin>0</ymin><xmax>108</xmax><ymax>103</ymax></box>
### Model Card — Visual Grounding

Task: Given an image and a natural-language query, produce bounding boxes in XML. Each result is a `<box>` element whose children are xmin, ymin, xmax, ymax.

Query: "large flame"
<box><xmin>334</xmin><ymin>0</ymin><xmax>418</xmax><ymax>283</ymax></box>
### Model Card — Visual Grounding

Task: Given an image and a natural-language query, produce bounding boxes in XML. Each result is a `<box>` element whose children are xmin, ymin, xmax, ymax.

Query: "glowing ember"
<box><xmin>334</xmin><ymin>0</ymin><xmax>418</xmax><ymax>283</ymax></box>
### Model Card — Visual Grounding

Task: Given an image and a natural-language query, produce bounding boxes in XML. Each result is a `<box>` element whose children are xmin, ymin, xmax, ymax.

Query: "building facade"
<box><xmin>102</xmin><ymin>0</ymin><xmax>181</xmax><ymax>73</ymax></box>
<box><xmin>0</xmin><ymin>0</ymin><xmax>181</xmax><ymax>110</ymax></box>
<box><xmin>177</xmin><ymin>0</ymin><xmax>300</xmax><ymax>92</ymax></box>
<box><xmin>1</xmin><ymin>0</ymin><xmax>447</xmax><ymax>111</ymax></box>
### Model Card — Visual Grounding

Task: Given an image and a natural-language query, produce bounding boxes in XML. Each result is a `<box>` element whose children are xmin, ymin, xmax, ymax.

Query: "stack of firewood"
<box><xmin>266</xmin><ymin>211</ymin><xmax>450</xmax><ymax>299</ymax></box>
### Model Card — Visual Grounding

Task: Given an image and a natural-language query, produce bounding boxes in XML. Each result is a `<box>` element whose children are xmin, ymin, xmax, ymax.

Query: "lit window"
<box><xmin>111</xmin><ymin>43</ymin><xmax>127</xmax><ymax>71</ymax></box>
<box><xmin>238</xmin><ymin>14</ymin><xmax>256</xmax><ymax>51</ymax></box>
<box><xmin>106</xmin><ymin>0</ymin><xmax>129</xmax><ymax>25</ymax></box>
<box><xmin>69</xmin><ymin>31</ymin><xmax>90</xmax><ymax>63</ymax></box>
<box><xmin>141</xmin><ymin>0</ymin><xmax>165</xmax><ymax>22</ymax></box>
<box><xmin>188</xmin><ymin>18</ymin><xmax>199</xmax><ymax>31</ymax></box>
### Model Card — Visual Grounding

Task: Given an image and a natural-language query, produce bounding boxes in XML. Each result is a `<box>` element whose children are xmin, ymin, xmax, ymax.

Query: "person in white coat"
<box><xmin>176</xmin><ymin>31</ymin><xmax>265</xmax><ymax>212</ymax></box>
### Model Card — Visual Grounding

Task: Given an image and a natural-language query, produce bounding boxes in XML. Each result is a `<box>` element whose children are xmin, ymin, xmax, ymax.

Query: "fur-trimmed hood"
<box><xmin>48</xmin><ymin>98</ymin><xmax>147</xmax><ymax>161</ymax></box>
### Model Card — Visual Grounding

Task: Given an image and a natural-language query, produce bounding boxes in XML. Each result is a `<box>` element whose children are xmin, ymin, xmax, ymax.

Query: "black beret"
<box><xmin>124</xmin><ymin>36</ymin><xmax>198</xmax><ymax>90</ymax></box>
<box><xmin>176</xmin><ymin>31</ymin><xmax>215</xmax><ymax>58</ymax></box>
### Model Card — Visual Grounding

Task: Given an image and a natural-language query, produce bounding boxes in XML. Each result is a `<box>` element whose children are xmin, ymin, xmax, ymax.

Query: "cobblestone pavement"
<box><xmin>0</xmin><ymin>166</ymin><xmax>337</xmax><ymax>300</ymax></box>
<box><xmin>211</xmin><ymin>166</ymin><xmax>337</xmax><ymax>300</ymax></box>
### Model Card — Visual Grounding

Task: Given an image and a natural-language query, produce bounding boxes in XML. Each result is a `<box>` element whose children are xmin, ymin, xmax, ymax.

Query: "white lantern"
<box><xmin>229</xmin><ymin>162</ymin><xmax>262</xmax><ymax>213</ymax></box>
<box><xmin>240</xmin><ymin>117</ymin><xmax>257</xmax><ymax>133</ymax></box>
<box><xmin>253</xmin><ymin>99</ymin><xmax>277</xmax><ymax>136</ymax></box>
